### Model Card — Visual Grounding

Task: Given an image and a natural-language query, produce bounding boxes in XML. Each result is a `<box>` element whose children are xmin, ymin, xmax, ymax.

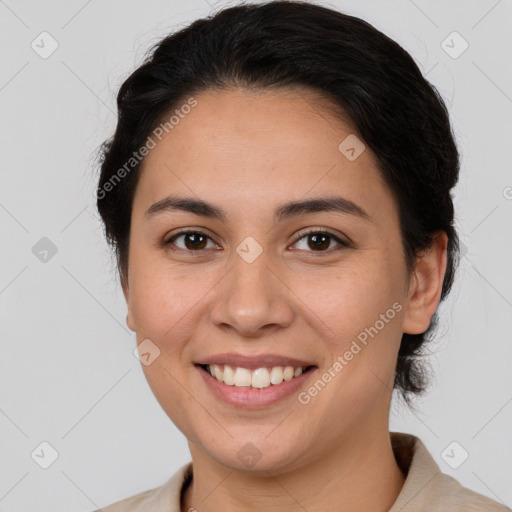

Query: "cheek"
<box><xmin>292</xmin><ymin>259</ymin><xmax>401</xmax><ymax>346</ymax></box>
<box><xmin>129</xmin><ymin>264</ymin><xmax>206</xmax><ymax>431</ymax></box>
<box><xmin>140</xmin><ymin>359</ymin><xmax>199</xmax><ymax>439</ymax></box>
<box><xmin>297</xmin><ymin>261</ymin><xmax>403</xmax><ymax>419</ymax></box>
<box><xmin>129</xmin><ymin>252</ymin><xmax>207</xmax><ymax>337</ymax></box>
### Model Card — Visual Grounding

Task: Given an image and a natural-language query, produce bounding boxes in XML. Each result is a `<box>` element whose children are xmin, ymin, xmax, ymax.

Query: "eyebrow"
<box><xmin>144</xmin><ymin>195</ymin><xmax>372</xmax><ymax>223</ymax></box>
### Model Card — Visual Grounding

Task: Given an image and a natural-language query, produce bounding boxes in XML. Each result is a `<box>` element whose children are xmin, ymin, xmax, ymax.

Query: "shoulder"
<box><xmin>390</xmin><ymin>432</ymin><xmax>510</xmax><ymax>512</ymax></box>
<box><xmin>91</xmin><ymin>462</ymin><xmax>193</xmax><ymax>512</ymax></box>
<box><xmin>91</xmin><ymin>487</ymin><xmax>158</xmax><ymax>512</ymax></box>
<box><xmin>427</xmin><ymin>471</ymin><xmax>510</xmax><ymax>511</ymax></box>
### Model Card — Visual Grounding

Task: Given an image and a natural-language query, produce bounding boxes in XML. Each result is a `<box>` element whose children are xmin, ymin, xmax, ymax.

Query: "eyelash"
<box><xmin>162</xmin><ymin>228</ymin><xmax>350</xmax><ymax>254</ymax></box>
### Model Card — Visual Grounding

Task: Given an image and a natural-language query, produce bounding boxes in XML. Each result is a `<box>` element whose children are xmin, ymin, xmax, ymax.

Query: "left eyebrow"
<box><xmin>144</xmin><ymin>195</ymin><xmax>372</xmax><ymax>223</ymax></box>
<box><xmin>274</xmin><ymin>196</ymin><xmax>372</xmax><ymax>223</ymax></box>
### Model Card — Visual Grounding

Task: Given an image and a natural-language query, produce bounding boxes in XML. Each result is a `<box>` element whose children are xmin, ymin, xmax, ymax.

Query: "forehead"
<box><xmin>133</xmin><ymin>87</ymin><xmax>396</xmax><ymax>226</ymax></box>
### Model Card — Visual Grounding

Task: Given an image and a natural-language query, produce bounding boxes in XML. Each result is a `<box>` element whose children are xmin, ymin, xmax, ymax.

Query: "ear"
<box><xmin>402</xmin><ymin>231</ymin><xmax>448</xmax><ymax>335</ymax></box>
<box><xmin>121</xmin><ymin>276</ymin><xmax>136</xmax><ymax>332</ymax></box>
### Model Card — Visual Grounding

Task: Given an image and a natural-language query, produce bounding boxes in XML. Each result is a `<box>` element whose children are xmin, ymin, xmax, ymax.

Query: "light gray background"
<box><xmin>1</xmin><ymin>0</ymin><xmax>511</xmax><ymax>510</ymax></box>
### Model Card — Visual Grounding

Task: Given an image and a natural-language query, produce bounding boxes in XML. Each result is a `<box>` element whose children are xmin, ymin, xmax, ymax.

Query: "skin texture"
<box><xmin>122</xmin><ymin>87</ymin><xmax>448</xmax><ymax>512</ymax></box>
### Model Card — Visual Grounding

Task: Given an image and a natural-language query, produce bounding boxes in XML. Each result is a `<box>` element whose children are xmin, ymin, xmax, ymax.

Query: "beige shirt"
<box><xmin>97</xmin><ymin>432</ymin><xmax>510</xmax><ymax>511</ymax></box>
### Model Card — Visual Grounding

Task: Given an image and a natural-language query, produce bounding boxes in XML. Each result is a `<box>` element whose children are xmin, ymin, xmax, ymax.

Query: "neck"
<box><xmin>181</xmin><ymin>428</ymin><xmax>406</xmax><ymax>512</ymax></box>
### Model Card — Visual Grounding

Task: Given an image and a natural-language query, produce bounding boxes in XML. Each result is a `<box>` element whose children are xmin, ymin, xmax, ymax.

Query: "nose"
<box><xmin>209</xmin><ymin>248</ymin><xmax>294</xmax><ymax>337</ymax></box>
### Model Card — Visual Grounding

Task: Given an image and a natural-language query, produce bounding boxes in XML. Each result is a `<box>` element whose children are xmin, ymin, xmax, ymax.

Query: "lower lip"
<box><xmin>196</xmin><ymin>365</ymin><xmax>317</xmax><ymax>408</ymax></box>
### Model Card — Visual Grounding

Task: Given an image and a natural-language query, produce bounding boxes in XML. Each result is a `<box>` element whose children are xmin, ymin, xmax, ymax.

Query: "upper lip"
<box><xmin>195</xmin><ymin>353</ymin><xmax>316</xmax><ymax>370</ymax></box>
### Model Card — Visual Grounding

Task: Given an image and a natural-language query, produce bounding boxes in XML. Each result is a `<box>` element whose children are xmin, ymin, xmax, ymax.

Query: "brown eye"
<box><xmin>165</xmin><ymin>230</ymin><xmax>219</xmax><ymax>251</ymax></box>
<box><xmin>163</xmin><ymin>228</ymin><xmax>348</xmax><ymax>254</ymax></box>
<box><xmin>291</xmin><ymin>230</ymin><xmax>348</xmax><ymax>252</ymax></box>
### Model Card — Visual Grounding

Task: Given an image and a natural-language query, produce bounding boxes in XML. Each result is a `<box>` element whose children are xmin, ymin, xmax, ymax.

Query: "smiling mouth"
<box><xmin>197</xmin><ymin>363</ymin><xmax>317</xmax><ymax>389</ymax></box>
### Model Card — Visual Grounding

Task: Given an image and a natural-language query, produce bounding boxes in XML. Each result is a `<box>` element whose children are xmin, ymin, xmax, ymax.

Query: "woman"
<box><xmin>94</xmin><ymin>1</ymin><xmax>509</xmax><ymax>511</ymax></box>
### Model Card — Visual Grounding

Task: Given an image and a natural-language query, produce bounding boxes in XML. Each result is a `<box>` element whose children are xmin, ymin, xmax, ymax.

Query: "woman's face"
<box><xmin>123</xmin><ymin>87</ymin><xmax>438</xmax><ymax>473</ymax></box>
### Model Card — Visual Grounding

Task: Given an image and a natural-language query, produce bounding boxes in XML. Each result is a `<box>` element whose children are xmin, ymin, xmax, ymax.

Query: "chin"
<box><xmin>198</xmin><ymin>434</ymin><xmax>308</xmax><ymax>474</ymax></box>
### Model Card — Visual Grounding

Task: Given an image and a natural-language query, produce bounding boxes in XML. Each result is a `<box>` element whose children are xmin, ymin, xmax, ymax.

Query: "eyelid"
<box><xmin>163</xmin><ymin>227</ymin><xmax>219</xmax><ymax>249</ymax></box>
<box><xmin>292</xmin><ymin>227</ymin><xmax>350</xmax><ymax>247</ymax></box>
<box><xmin>163</xmin><ymin>226</ymin><xmax>350</xmax><ymax>253</ymax></box>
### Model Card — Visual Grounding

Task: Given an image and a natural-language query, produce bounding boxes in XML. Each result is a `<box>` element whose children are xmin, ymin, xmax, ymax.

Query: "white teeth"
<box><xmin>270</xmin><ymin>366</ymin><xmax>284</xmax><ymax>385</ymax></box>
<box><xmin>223</xmin><ymin>365</ymin><xmax>235</xmax><ymax>385</ymax></box>
<box><xmin>251</xmin><ymin>368</ymin><xmax>270</xmax><ymax>388</ymax></box>
<box><xmin>283</xmin><ymin>366</ymin><xmax>294</xmax><ymax>381</ymax></box>
<box><xmin>214</xmin><ymin>365</ymin><xmax>223</xmax><ymax>381</ymax></box>
<box><xmin>234</xmin><ymin>367</ymin><xmax>252</xmax><ymax>387</ymax></box>
<box><xmin>206</xmin><ymin>364</ymin><xmax>308</xmax><ymax>389</ymax></box>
